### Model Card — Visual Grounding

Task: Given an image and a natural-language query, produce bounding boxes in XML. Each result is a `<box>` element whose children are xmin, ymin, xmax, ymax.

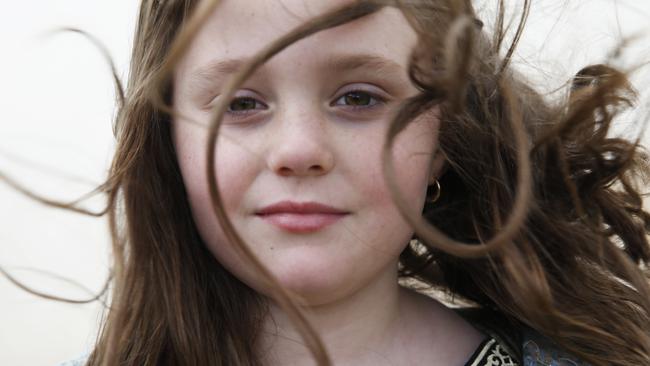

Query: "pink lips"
<box><xmin>255</xmin><ymin>201</ymin><xmax>349</xmax><ymax>233</ymax></box>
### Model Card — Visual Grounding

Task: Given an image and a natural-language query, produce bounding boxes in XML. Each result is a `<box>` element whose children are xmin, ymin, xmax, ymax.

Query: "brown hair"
<box><xmin>3</xmin><ymin>0</ymin><xmax>650</xmax><ymax>365</ymax></box>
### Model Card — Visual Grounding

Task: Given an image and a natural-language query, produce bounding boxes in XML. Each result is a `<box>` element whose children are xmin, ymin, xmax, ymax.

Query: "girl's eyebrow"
<box><xmin>186</xmin><ymin>53</ymin><xmax>405</xmax><ymax>93</ymax></box>
<box><xmin>324</xmin><ymin>53</ymin><xmax>404</xmax><ymax>75</ymax></box>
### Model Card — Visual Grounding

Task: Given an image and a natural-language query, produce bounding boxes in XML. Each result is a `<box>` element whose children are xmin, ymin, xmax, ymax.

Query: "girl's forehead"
<box><xmin>199</xmin><ymin>0</ymin><xmax>363</xmax><ymax>46</ymax></box>
<box><xmin>217</xmin><ymin>0</ymin><xmax>360</xmax><ymax>26</ymax></box>
<box><xmin>176</xmin><ymin>0</ymin><xmax>418</xmax><ymax>79</ymax></box>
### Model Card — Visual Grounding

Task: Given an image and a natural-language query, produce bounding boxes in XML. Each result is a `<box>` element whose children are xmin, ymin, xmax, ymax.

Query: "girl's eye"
<box><xmin>333</xmin><ymin>90</ymin><xmax>384</xmax><ymax>109</ymax></box>
<box><xmin>228</xmin><ymin>97</ymin><xmax>265</xmax><ymax>113</ymax></box>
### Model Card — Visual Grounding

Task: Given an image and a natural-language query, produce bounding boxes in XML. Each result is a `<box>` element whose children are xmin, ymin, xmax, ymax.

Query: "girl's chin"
<box><xmin>261</xmin><ymin>263</ymin><xmax>361</xmax><ymax>306</ymax></box>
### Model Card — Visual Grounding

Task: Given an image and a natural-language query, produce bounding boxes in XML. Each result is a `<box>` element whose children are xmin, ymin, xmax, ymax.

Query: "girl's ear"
<box><xmin>428</xmin><ymin>150</ymin><xmax>447</xmax><ymax>184</ymax></box>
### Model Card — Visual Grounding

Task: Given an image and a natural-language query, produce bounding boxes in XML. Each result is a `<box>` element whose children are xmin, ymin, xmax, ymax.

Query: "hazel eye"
<box><xmin>333</xmin><ymin>90</ymin><xmax>384</xmax><ymax>109</ymax></box>
<box><xmin>228</xmin><ymin>97</ymin><xmax>264</xmax><ymax>113</ymax></box>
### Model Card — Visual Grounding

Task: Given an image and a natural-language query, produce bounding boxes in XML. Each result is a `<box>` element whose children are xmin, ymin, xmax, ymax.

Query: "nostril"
<box><xmin>275</xmin><ymin>164</ymin><xmax>327</xmax><ymax>177</ymax></box>
<box><xmin>277</xmin><ymin>167</ymin><xmax>293</xmax><ymax>176</ymax></box>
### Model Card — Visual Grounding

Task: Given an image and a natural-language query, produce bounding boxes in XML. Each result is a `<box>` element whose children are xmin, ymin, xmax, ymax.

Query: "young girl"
<box><xmin>9</xmin><ymin>0</ymin><xmax>650</xmax><ymax>365</ymax></box>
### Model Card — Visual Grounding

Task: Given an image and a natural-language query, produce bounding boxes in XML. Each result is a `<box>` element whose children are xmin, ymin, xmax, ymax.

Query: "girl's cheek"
<box><xmin>374</xmin><ymin>115</ymin><xmax>440</xmax><ymax>212</ymax></box>
<box><xmin>174</xmin><ymin>119</ymin><xmax>257</xmax><ymax>213</ymax></box>
<box><xmin>214</xmin><ymin>139</ymin><xmax>258</xmax><ymax>209</ymax></box>
<box><xmin>172</xmin><ymin>119</ymin><xmax>247</xmax><ymax>238</ymax></box>
<box><xmin>174</xmin><ymin>129</ymin><xmax>262</xmax><ymax>280</ymax></box>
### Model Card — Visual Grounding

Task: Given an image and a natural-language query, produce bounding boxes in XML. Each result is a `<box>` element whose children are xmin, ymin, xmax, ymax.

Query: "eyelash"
<box><xmin>224</xmin><ymin>90</ymin><xmax>386</xmax><ymax>119</ymax></box>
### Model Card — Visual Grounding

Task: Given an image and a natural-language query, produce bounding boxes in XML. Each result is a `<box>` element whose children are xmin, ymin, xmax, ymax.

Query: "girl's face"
<box><xmin>172</xmin><ymin>0</ymin><xmax>440</xmax><ymax>305</ymax></box>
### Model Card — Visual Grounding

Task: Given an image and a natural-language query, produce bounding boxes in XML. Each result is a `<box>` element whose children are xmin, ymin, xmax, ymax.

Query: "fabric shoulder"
<box><xmin>464</xmin><ymin>337</ymin><xmax>519</xmax><ymax>366</ymax></box>
<box><xmin>454</xmin><ymin>306</ymin><xmax>524</xmax><ymax>364</ymax></box>
<box><xmin>453</xmin><ymin>306</ymin><xmax>589</xmax><ymax>366</ymax></box>
<box><xmin>521</xmin><ymin>328</ymin><xmax>591</xmax><ymax>366</ymax></box>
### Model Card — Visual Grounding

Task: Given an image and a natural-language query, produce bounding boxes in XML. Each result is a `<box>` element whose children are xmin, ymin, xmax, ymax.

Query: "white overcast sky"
<box><xmin>0</xmin><ymin>1</ymin><xmax>649</xmax><ymax>365</ymax></box>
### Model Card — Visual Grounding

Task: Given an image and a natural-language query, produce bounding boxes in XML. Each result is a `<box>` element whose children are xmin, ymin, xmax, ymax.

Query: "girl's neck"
<box><xmin>257</xmin><ymin>262</ymin><xmax>485</xmax><ymax>365</ymax></box>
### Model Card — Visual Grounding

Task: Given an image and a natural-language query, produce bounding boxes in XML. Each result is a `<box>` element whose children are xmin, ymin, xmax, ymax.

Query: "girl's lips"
<box><xmin>257</xmin><ymin>213</ymin><xmax>348</xmax><ymax>233</ymax></box>
<box><xmin>255</xmin><ymin>201</ymin><xmax>349</xmax><ymax>233</ymax></box>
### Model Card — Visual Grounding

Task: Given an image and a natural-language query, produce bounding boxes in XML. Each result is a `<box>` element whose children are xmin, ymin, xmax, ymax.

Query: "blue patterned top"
<box><xmin>521</xmin><ymin>329</ymin><xmax>590</xmax><ymax>366</ymax></box>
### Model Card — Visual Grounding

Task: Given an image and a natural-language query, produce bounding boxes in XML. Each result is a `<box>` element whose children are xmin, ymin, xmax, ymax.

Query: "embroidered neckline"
<box><xmin>465</xmin><ymin>337</ymin><xmax>519</xmax><ymax>366</ymax></box>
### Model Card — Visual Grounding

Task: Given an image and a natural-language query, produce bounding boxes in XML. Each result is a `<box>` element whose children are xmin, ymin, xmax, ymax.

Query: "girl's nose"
<box><xmin>266</xmin><ymin>109</ymin><xmax>335</xmax><ymax>177</ymax></box>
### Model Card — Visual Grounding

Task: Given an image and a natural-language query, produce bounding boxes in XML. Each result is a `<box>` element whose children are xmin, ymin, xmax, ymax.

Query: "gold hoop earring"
<box><xmin>428</xmin><ymin>179</ymin><xmax>441</xmax><ymax>203</ymax></box>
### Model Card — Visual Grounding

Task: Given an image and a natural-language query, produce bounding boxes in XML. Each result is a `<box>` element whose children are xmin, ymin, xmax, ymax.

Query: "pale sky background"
<box><xmin>0</xmin><ymin>1</ymin><xmax>649</xmax><ymax>365</ymax></box>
